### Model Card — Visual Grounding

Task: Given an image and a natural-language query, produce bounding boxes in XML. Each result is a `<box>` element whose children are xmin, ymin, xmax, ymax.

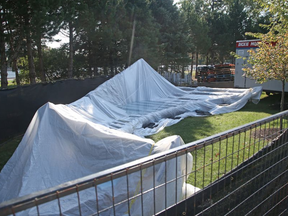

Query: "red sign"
<box><xmin>236</xmin><ymin>40</ymin><xmax>259</xmax><ymax>48</ymax></box>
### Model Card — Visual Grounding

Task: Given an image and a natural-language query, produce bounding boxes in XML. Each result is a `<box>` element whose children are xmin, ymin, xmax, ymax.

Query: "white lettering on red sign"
<box><xmin>238</xmin><ymin>42</ymin><xmax>249</xmax><ymax>47</ymax></box>
<box><xmin>236</xmin><ymin>40</ymin><xmax>259</xmax><ymax>48</ymax></box>
<box><xmin>250</xmin><ymin>41</ymin><xmax>258</xmax><ymax>46</ymax></box>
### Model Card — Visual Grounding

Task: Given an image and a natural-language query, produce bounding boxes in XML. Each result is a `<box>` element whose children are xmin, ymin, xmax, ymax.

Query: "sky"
<box><xmin>46</xmin><ymin>33</ymin><xmax>69</xmax><ymax>48</ymax></box>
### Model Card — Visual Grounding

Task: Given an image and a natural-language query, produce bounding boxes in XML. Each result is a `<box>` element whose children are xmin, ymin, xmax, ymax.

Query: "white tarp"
<box><xmin>69</xmin><ymin>58</ymin><xmax>262</xmax><ymax>137</ymax></box>
<box><xmin>0</xmin><ymin>58</ymin><xmax>261</xmax><ymax>215</ymax></box>
<box><xmin>0</xmin><ymin>103</ymin><xmax>198</xmax><ymax>215</ymax></box>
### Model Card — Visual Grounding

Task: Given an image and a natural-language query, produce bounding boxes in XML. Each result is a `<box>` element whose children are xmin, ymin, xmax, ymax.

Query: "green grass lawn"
<box><xmin>0</xmin><ymin>92</ymin><xmax>285</xmax><ymax>174</ymax></box>
<box><xmin>149</xmin><ymin>92</ymin><xmax>287</xmax><ymax>189</ymax></box>
<box><xmin>148</xmin><ymin>92</ymin><xmax>282</xmax><ymax>143</ymax></box>
<box><xmin>0</xmin><ymin>134</ymin><xmax>22</xmax><ymax>172</ymax></box>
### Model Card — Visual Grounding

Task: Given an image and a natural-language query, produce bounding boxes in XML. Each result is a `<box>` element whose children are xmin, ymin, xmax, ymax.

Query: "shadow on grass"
<box><xmin>241</xmin><ymin>92</ymin><xmax>288</xmax><ymax>114</ymax></box>
<box><xmin>0</xmin><ymin>134</ymin><xmax>22</xmax><ymax>171</ymax></box>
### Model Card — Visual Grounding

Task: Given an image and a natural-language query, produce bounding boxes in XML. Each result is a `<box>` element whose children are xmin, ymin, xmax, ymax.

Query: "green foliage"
<box><xmin>181</xmin><ymin>0</ymin><xmax>211</xmax><ymax>54</ymax></box>
<box><xmin>256</xmin><ymin>0</ymin><xmax>288</xmax><ymax>29</ymax></box>
<box><xmin>18</xmin><ymin>56</ymin><xmax>31</xmax><ymax>84</ymax></box>
<box><xmin>150</xmin><ymin>0</ymin><xmax>190</xmax><ymax>68</ymax></box>
<box><xmin>243</xmin><ymin>0</ymin><xmax>288</xmax><ymax>111</ymax></box>
<box><xmin>181</xmin><ymin>0</ymin><xmax>269</xmax><ymax>64</ymax></box>
<box><xmin>244</xmin><ymin>31</ymin><xmax>288</xmax><ymax>84</ymax></box>
<box><xmin>42</xmin><ymin>47</ymin><xmax>69</xmax><ymax>80</ymax></box>
<box><xmin>1</xmin><ymin>0</ymin><xmax>283</xmax><ymax>85</ymax></box>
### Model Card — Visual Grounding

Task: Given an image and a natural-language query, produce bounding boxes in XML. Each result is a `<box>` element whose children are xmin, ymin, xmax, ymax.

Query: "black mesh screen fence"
<box><xmin>0</xmin><ymin>77</ymin><xmax>110</xmax><ymax>142</ymax></box>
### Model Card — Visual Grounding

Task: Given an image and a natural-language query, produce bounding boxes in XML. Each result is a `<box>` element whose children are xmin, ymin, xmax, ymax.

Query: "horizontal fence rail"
<box><xmin>1</xmin><ymin>111</ymin><xmax>288</xmax><ymax>215</ymax></box>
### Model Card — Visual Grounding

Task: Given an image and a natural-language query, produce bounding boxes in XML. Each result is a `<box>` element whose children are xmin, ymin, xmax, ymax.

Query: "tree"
<box><xmin>181</xmin><ymin>0</ymin><xmax>210</xmax><ymax>74</ymax></box>
<box><xmin>243</xmin><ymin>0</ymin><xmax>288</xmax><ymax>111</ymax></box>
<box><xmin>244</xmin><ymin>31</ymin><xmax>288</xmax><ymax>111</ymax></box>
<box><xmin>32</xmin><ymin>0</ymin><xmax>62</xmax><ymax>83</ymax></box>
<box><xmin>150</xmin><ymin>0</ymin><xmax>190</xmax><ymax>72</ymax></box>
<box><xmin>61</xmin><ymin>0</ymin><xmax>86</xmax><ymax>79</ymax></box>
<box><xmin>124</xmin><ymin>0</ymin><xmax>160</xmax><ymax>68</ymax></box>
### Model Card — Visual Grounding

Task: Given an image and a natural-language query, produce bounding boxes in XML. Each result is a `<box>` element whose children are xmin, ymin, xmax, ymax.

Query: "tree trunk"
<box><xmin>95</xmin><ymin>66</ymin><xmax>98</xmax><ymax>76</ymax></box>
<box><xmin>88</xmin><ymin>40</ymin><xmax>92</xmax><ymax>77</ymax></box>
<box><xmin>37</xmin><ymin>35</ymin><xmax>45</xmax><ymax>83</ymax></box>
<box><xmin>104</xmin><ymin>66</ymin><xmax>107</xmax><ymax>76</ymax></box>
<box><xmin>0</xmin><ymin>24</ymin><xmax>8</xmax><ymax>89</ymax></box>
<box><xmin>128</xmin><ymin>19</ymin><xmax>136</xmax><ymax>66</ymax></box>
<box><xmin>190</xmin><ymin>54</ymin><xmax>194</xmax><ymax>79</ymax></box>
<box><xmin>68</xmin><ymin>21</ymin><xmax>73</xmax><ymax>78</ymax></box>
<box><xmin>26</xmin><ymin>32</ymin><xmax>36</xmax><ymax>84</ymax></box>
<box><xmin>24</xmin><ymin>10</ymin><xmax>36</xmax><ymax>85</ymax></box>
<box><xmin>13</xmin><ymin>59</ymin><xmax>20</xmax><ymax>86</ymax></box>
<box><xmin>110</xmin><ymin>52</ymin><xmax>114</xmax><ymax>76</ymax></box>
<box><xmin>24</xmin><ymin>8</ymin><xmax>36</xmax><ymax>85</ymax></box>
<box><xmin>110</xmin><ymin>65</ymin><xmax>114</xmax><ymax>76</ymax></box>
<box><xmin>115</xmin><ymin>58</ymin><xmax>118</xmax><ymax>74</ymax></box>
<box><xmin>195</xmin><ymin>50</ymin><xmax>199</xmax><ymax>77</ymax></box>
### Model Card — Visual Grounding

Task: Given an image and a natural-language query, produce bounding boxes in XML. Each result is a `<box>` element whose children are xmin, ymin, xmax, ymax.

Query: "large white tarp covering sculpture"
<box><xmin>0</xmin><ymin>59</ymin><xmax>261</xmax><ymax>215</ymax></box>
<box><xmin>69</xmin><ymin>58</ymin><xmax>262</xmax><ymax>136</ymax></box>
<box><xmin>0</xmin><ymin>103</ymin><xmax>197</xmax><ymax>215</ymax></box>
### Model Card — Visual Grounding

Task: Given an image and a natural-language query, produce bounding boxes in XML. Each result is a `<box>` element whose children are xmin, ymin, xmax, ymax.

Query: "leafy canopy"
<box><xmin>243</xmin><ymin>0</ymin><xmax>288</xmax><ymax>111</ymax></box>
<box><xmin>244</xmin><ymin>31</ymin><xmax>288</xmax><ymax>84</ymax></box>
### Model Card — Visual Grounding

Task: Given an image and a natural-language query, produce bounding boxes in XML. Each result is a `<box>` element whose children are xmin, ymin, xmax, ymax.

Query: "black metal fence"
<box><xmin>1</xmin><ymin>111</ymin><xmax>288</xmax><ymax>216</ymax></box>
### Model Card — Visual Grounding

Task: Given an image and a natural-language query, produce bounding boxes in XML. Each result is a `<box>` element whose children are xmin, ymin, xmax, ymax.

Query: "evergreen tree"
<box><xmin>61</xmin><ymin>0</ymin><xmax>86</xmax><ymax>78</ymax></box>
<box><xmin>124</xmin><ymin>0</ymin><xmax>160</xmax><ymax>68</ymax></box>
<box><xmin>151</xmin><ymin>0</ymin><xmax>190</xmax><ymax>72</ymax></box>
<box><xmin>182</xmin><ymin>0</ymin><xmax>210</xmax><ymax>72</ymax></box>
<box><xmin>32</xmin><ymin>0</ymin><xmax>62</xmax><ymax>82</ymax></box>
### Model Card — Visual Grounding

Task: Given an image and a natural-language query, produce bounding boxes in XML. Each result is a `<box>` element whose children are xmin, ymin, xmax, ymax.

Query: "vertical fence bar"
<box><xmin>111</xmin><ymin>174</ymin><xmax>116</xmax><ymax>216</ymax></box>
<box><xmin>56</xmin><ymin>191</ymin><xmax>62</xmax><ymax>216</ymax></box>
<box><xmin>262</xmin><ymin>122</ymin><xmax>267</xmax><ymax>150</ymax></box>
<box><xmin>210</xmin><ymin>139</ymin><xmax>214</xmax><ymax>183</ymax></box>
<box><xmin>76</xmin><ymin>185</ymin><xmax>82</xmax><ymax>216</ymax></box>
<box><xmin>140</xmin><ymin>165</ymin><xmax>144</xmax><ymax>216</ymax></box>
<box><xmin>257</xmin><ymin>123</ymin><xmax>262</xmax><ymax>152</ymax></box>
<box><xmin>242</xmin><ymin>130</ymin><xmax>247</xmax><ymax>164</ymax></box>
<box><xmin>237</xmin><ymin>131</ymin><xmax>241</xmax><ymax>167</ymax></box>
<box><xmin>248</xmin><ymin>126</ymin><xmax>252</xmax><ymax>158</ymax></box>
<box><xmin>223</xmin><ymin>135</ymin><xmax>228</xmax><ymax>197</ymax></box>
<box><xmin>175</xmin><ymin>152</ymin><xmax>178</xmax><ymax>216</ymax></box>
<box><xmin>193</xmin><ymin>147</ymin><xmax>197</xmax><ymax>192</ymax></box>
<box><xmin>231</xmin><ymin>132</ymin><xmax>235</xmax><ymax>172</ymax></box>
<box><xmin>202</xmin><ymin>142</ymin><xmax>206</xmax><ymax>189</ymax></box>
<box><xmin>165</xmin><ymin>156</ymin><xmax>168</xmax><ymax>215</ymax></box>
<box><xmin>153</xmin><ymin>160</ymin><xmax>156</xmax><ymax>216</ymax></box>
<box><xmin>94</xmin><ymin>179</ymin><xmax>100</xmax><ymax>216</ymax></box>
<box><xmin>11</xmin><ymin>207</ymin><xmax>16</xmax><ymax>216</ymax></box>
<box><xmin>34</xmin><ymin>198</ymin><xmax>40</xmax><ymax>216</ymax></box>
<box><xmin>184</xmin><ymin>149</ymin><xmax>188</xmax><ymax>215</ymax></box>
<box><xmin>252</xmin><ymin>125</ymin><xmax>257</xmax><ymax>156</ymax></box>
<box><xmin>217</xmin><ymin>138</ymin><xmax>221</xmax><ymax>180</ymax></box>
<box><xmin>125</xmin><ymin>169</ymin><xmax>130</xmax><ymax>216</ymax></box>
